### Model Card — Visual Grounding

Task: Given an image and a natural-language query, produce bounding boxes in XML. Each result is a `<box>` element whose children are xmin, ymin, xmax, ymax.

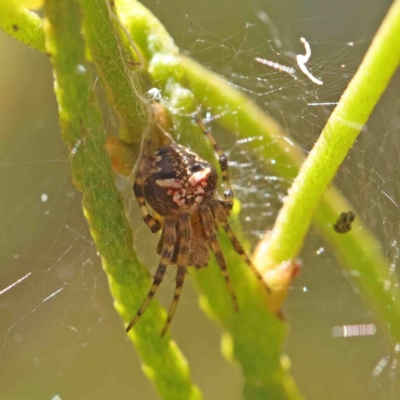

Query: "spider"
<box><xmin>126</xmin><ymin>113</ymin><xmax>270</xmax><ymax>336</ymax></box>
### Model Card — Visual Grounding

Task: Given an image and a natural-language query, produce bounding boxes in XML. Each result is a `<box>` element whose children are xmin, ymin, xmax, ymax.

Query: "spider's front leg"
<box><xmin>193</xmin><ymin>112</ymin><xmax>233</xmax><ymax>210</ymax></box>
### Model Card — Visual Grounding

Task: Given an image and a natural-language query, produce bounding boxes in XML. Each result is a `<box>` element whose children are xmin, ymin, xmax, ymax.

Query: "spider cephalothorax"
<box><xmin>126</xmin><ymin>115</ymin><xmax>270</xmax><ymax>336</ymax></box>
<box><xmin>142</xmin><ymin>144</ymin><xmax>218</xmax><ymax>216</ymax></box>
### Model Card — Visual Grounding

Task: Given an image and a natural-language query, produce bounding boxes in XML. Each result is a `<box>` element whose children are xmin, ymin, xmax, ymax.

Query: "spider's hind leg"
<box><xmin>156</xmin><ymin>225</ymin><xmax>165</xmax><ymax>255</ymax></box>
<box><xmin>126</xmin><ymin>219</ymin><xmax>176</xmax><ymax>333</ymax></box>
<box><xmin>161</xmin><ymin>213</ymin><xmax>191</xmax><ymax>337</ymax></box>
<box><xmin>199</xmin><ymin>204</ymin><xmax>239</xmax><ymax>312</ymax></box>
<box><xmin>161</xmin><ymin>266</ymin><xmax>186</xmax><ymax>337</ymax></box>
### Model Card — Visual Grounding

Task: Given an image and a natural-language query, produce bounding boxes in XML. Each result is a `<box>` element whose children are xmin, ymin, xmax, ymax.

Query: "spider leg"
<box><xmin>126</xmin><ymin>219</ymin><xmax>176</xmax><ymax>333</ymax></box>
<box><xmin>161</xmin><ymin>213</ymin><xmax>191</xmax><ymax>337</ymax></box>
<box><xmin>156</xmin><ymin>226</ymin><xmax>165</xmax><ymax>255</ymax></box>
<box><xmin>194</xmin><ymin>112</ymin><xmax>233</xmax><ymax>210</ymax></box>
<box><xmin>133</xmin><ymin>140</ymin><xmax>161</xmax><ymax>233</ymax></box>
<box><xmin>199</xmin><ymin>205</ymin><xmax>239</xmax><ymax>311</ymax></box>
<box><xmin>161</xmin><ymin>266</ymin><xmax>186</xmax><ymax>337</ymax></box>
<box><xmin>211</xmin><ymin>200</ymin><xmax>271</xmax><ymax>294</ymax></box>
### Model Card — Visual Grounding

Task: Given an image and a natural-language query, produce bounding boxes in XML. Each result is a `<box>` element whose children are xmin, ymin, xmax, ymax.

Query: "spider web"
<box><xmin>1</xmin><ymin>0</ymin><xmax>400</xmax><ymax>399</ymax></box>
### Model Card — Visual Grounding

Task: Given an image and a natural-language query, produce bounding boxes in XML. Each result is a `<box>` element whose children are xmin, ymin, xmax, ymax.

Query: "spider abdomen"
<box><xmin>143</xmin><ymin>144</ymin><xmax>218</xmax><ymax>216</ymax></box>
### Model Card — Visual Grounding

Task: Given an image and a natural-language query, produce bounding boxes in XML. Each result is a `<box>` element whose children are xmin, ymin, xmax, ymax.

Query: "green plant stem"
<box><xmin>43</xmin><ymin>1</ymin><xmax>202</xmax><ymax>399</ymax></box>
<box><xmin>80</xmin><ymin>0</ymin><xmax>149</xmax><ymax>145</ymax></box>
<box><xmin>0</xmin><ymin>1</ymin><xmax>45</xmax><ymax>51</ymax></box>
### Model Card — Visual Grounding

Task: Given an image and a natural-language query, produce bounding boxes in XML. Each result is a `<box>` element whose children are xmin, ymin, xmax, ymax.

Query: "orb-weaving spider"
<box><xmin>126</xmin><ymin>113</ymin><xmax>270</xmax><ymax>336</ymax></box>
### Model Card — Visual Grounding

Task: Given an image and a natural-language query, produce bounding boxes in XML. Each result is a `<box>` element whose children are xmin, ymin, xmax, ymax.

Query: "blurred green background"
<box><xmin>1</xmin><ymin>0</ymin><xmax>399</xmax><ymax>399</ymax></box>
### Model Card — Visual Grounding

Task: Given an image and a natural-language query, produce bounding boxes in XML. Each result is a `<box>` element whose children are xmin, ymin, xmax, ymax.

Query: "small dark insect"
<box><xmin>126</xmin><ymin>113</ymin><xmax>270</xmax><ymax>336</ymax></box>
<box><xmin>334</xmin><ymin>211</ymin><xmax>356</xmax><ymax>233</ymax></box>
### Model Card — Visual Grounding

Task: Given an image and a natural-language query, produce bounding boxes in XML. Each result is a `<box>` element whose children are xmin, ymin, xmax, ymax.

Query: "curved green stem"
<box><xmin>43</xmin><ymin>1</ymin><xmax>201</xmax><ymax>399</ymax></box>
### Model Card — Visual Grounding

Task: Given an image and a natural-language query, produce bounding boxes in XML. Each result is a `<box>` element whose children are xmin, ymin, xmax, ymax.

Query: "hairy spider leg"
<box><xmin>199</xmin><ymin>205</ymin><xmax>239</xmax><ymax>311</ymax></box>
<box><xmin>211</xmin><ymin>201</ymin><xmax>271</xmax><ymax>294</ymax></box>
<box><xmin>156</xmin><ymin>226</ymin><xmax>165</xmax><ymax>255</ymax></box>
<box><xmin>194</xmin><ymin>113</ymin><xmax>233</xmax><ymax>209</ymax></box>
<box><xmin>133</xmin><ymin>140</ymin><xmax>161</xmax><ymax>233</ymax></box>
<box><xmin>161</xmin><ymin>213</ymin><xmax>191</xmax><ymax>336</ymax></box>
<box><xmin>160</xmin><ymin>266</ymin><xmax>186</xmax><ymax>336</ymax></box>
<box><xmin>126</xmin><ymin>219</ymin><xmax>176</xmax><ymax>333</ymax></box>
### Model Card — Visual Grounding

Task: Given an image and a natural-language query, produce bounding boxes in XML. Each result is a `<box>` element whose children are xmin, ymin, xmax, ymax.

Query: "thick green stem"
<box><xmin>80</xmin><ymin>0</ymin><xmax>149</xmax><ymax>145</ymax></box>
<box><xmin>43</xmin><ymin>1</ymin><xmax>202</xmax><ymax>399</ymax></box>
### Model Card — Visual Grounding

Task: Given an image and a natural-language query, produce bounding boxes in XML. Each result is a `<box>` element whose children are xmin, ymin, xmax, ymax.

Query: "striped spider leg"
<box><xmin>126</xmin><ymin>113</ymin><xmax>270</xmax><ymax>336</ymax></box>
<box><xmin>193</xmin><ymin>113</ymin><xmax>233</xmax><ymax>209</ymax></box>
<box><xmin>195</xmin><ymin>112</ymin><xmax>270</xmax><ymax>293</ymax></box>
<box><xmin>210</xmin><ymin>200</ymin><xmax>271</xmax><ymax>294</ymax></box>
<box><xmin>125</xmin><ymin>219</ymin><xmax>175</xmax><ymax>333</ymax></box>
